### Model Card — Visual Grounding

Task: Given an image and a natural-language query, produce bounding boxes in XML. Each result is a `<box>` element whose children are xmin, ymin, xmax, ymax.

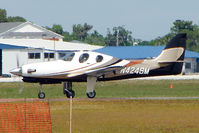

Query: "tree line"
<box><xmin>46</xmin><ymin>24</ymin><xmax>135</xmax><ymax>46</ymax></box>
<box><xmin>0</xmin><ymin>8</ymin><xmax>137</xmax><ymax>46</ymax></box>
<box><xmin>0</xmin><ymin>9</ymin><xmax>26</xmax><ymax>23</ymax></box>
<box><xmin>140</xmin><ymin>20</ymin><xmax>199</xmax><ymax>52</ymax></box>
<box><xmin>1</xmin><ymin>8</ymin><xmax>199</xmax><ymax>51</ymax></box>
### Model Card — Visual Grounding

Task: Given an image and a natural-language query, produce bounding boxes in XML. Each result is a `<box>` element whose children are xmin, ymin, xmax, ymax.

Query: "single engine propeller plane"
<box><xmin>10</xmin><ymin>33</ymin><xmax>187</xmax><ymax>99</ymax></box>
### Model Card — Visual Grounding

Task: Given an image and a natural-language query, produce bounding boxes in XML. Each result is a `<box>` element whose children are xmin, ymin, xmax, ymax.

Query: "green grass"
<box><xmin>0</xmin><ymin>80</ymin><xmax>199</xmax><ymax>98</ymax></box>
<box><xmin>50</xmin><ymin>100</ymin><xmax>199</xmax><ymax>133</ymax></box>
<box><xmin>1</xmin><ymin>80</ymin><xmax>199</xmax><ymax>133</ymax></box>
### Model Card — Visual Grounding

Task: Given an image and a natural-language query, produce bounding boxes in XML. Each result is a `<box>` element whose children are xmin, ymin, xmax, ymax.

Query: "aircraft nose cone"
<box><xmin>10</xmin><ymin>67</ymin><xmax>22</xmax><ymax>76</ymax></box>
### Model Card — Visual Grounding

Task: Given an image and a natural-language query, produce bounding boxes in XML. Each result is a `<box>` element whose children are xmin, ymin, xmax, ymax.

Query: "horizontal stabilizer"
<box><xmin>158</xmin><ymin>60</ymin><xmax>184</xmax><ymax>63</ymax></box>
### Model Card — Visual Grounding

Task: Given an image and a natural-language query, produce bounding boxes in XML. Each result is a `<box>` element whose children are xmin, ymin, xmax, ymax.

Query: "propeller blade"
<box><xmin>16</xmin><ymin>54</ymin><xmax>19</xmax><ymax>68</ymax></box>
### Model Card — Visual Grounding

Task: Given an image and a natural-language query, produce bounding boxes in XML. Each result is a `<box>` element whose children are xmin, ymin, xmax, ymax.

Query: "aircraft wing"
<box><xmin>67</xmin><ymin>66</ymin><xmax>123</xmax><ymax>78</ymax></box>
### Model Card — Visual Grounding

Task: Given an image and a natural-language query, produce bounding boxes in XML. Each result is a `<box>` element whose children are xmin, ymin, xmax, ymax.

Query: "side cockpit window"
<box><xmin>59</xmin><ymin>52</ymin><xmax>75</xmax><ymax>61</ymax></box>
<box><xmin>79</xmin><ymin>53</ymin><xmax>89</xmax><ymax>63</ymax></box>
<box><xmin>96</xmin><ymin>55</ymin><xmax>103</xmax><ymax>62</ymax></box>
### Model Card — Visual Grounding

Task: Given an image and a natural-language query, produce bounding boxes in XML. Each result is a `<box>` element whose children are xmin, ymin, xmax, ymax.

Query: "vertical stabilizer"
<box><xmin>155</xmin><ymin>33</ymin><xmax>187</xmax><ymax>74</ymax></box>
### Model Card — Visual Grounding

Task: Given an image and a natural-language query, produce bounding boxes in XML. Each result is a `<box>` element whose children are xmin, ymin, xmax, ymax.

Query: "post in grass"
<box><xmin>69</xmin><ymin>96</ymin><xmax>73</xmax><ymax>133</ymax></box>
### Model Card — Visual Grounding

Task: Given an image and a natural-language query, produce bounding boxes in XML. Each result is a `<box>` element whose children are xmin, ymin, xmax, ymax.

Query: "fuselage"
<box><xmin>11</xmin><ymin>51</ymin><xmax>132</xmax><ymax>83</ymax></box>
<box><xmin>10</xmin><ymin>43</ymin><xmax>185</xmax><ymax>84</ymax></box>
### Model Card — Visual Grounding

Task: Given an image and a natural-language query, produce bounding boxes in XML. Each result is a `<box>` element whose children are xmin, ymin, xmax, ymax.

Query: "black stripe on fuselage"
<box><xmin>22</xmin><ymin>62</ymin><xmax>182</xmax><ymax>84</ymax></box>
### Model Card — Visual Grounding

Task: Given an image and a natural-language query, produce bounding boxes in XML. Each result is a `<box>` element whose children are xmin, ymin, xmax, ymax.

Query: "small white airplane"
<box><xmin>10</xmin><ymin>33</ymin><xmax>187</xmax><ymax>99</ymax></box>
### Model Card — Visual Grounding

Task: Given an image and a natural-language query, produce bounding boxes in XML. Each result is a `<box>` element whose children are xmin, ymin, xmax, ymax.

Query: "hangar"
<box><xmin>0</xmin><ymin>22</ymin><xmax>102</xmax><ymax>76</ymax></box>
<box><xmin>95</xmin><ymin>46</ymin><xmax>199</xmax><ymax>74</ymax></box>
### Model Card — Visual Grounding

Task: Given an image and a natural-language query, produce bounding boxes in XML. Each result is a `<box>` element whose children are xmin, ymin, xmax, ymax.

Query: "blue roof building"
<box><xmin>95</xmin><ymin>46</ymin><xmax>199</xmax><ymax>59</ymax></box>
<box><xmin>0</xmin><ymin>43</ymin><xmax>27</xmax><ymax>49</ymax></box>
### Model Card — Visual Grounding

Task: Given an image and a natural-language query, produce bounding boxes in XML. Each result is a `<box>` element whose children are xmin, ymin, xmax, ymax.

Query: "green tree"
<box><xmin>7</xmin><ymin>16</ymin><xmax>26</xmax><ymax>22</ymax></box>
<box><xmin>0</xmin><ymin>9</ymin><xmax>7</xmax><ymax>23</ymax></box>
<box><xmin>138</xmin><ymin>41</ymin><xmax>151</xmax><ymax>46</ymax></box>
<box><xmin>146</xmin><ymin>20</ymin><xmax>199</xmax><ymax>52</ymax></box>
<box><xmin>171</xmin><ymin>20</ymin><xmax>195</xmax><ymax>33</ymax></box>
<box><xmin>105</xmin><ymin>26</ymin><xmax>133</xmax><ymax>46</ymax></box>
<box><xmin>72</xmin><ymin>23</ymin><xmax>93</xmax><ymax>40</ymax></box>
<box><xmin>63</xmin><ymin>31</ymin><xmax>74</xmax><ymax>42</ymax></box>
<box><xmin>171</xmin><ymin>20</ymin><xmax>199</xmax><ymax>51</ymax></box>
<box><xmin>0</xmin><ymin>8</ymin><xmax>26</xmax><ymax>23</ymax></box>
<box><xmin>51</xmin><ymin>24</ymin><xmax>63</xmax><ymax>35</ymax></box>
<box><xmin>85</xmin><ymin>30</ymin><xmax>105</xmax><ymax>46</ymax></box>
<box><xmin>105</xmin><ymin>28</ymin><xmax>117</xmax><ymax>46</ymax></box>
<box><xmin>150</xmin><ymin>33</ymin><xmax>175</xmax><ymax>46</ymax></box>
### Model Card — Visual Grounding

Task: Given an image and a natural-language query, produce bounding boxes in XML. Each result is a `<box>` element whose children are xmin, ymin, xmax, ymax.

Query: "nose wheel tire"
<box><xmin>87</xmin><ymin>90</ymin><xmax>96</xmax><ymax>98</ymax></box>
<box><xmin>38</xmin><ymin>92</ymin><xmax>45</xmax><ymax>99</ymax></box>
<box><xmin>65</xmin><ymin>89</ymin><xmax>75</xmax><ymax>98</ymax></box>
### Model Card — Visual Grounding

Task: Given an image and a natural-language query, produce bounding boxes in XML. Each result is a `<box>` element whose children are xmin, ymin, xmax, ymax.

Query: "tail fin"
<box><xmin>165</xmin><ymin>33</ymin><xmax>187</xmax><ymax>49</ymax></box>
<box><xmin>155</xmin><ymin>33</ymin><xmax>187</xmax><ymax>74</ymax></box>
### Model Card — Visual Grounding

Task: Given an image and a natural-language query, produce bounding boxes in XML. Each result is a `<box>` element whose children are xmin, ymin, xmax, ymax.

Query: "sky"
<box><xmin>0</xmin><ymin>0</ymin><xmax>199</xmax><ymax>40</ymax></box>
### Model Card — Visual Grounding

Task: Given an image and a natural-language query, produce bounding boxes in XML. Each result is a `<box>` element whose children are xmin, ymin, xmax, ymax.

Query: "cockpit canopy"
<box><xmin>58</xmin><ymin>52</ymin><xmax>104</xmax><ymax>63</ymax></box>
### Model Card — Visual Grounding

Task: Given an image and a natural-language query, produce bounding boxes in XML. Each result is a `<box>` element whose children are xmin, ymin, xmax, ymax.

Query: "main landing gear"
<box><xmin>86</xmin><ymin>90</ymin><xmax>96</xmax><ymax>98</ymax></box>
<box><xmin>37</xmin><ymin>76</ymin><xmax>97</xmax><ymax>99</ymax></box>
<box><xmin>86</xmin><ymin>76</ymin><xmax>97</xmax><ymax>98</ymax></box>
<box><xmin>63</xmin><ymin>82</ymin><xmax>75</xmax><ymax>98</ymax></box>
<box><xmin>63</xmin><ymin>76</ymin><xmax>97</xmax><ymax>99</ymax></box>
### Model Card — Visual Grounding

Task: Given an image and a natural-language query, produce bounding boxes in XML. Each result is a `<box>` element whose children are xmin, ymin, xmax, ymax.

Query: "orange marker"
<box><xmin>170</xmin><ymin>84</ymin><xmax>173</xmax><ymax>89</ymax></box>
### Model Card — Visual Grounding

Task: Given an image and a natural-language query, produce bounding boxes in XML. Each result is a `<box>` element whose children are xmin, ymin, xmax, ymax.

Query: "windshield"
<box><xmin>58</xmin><ymin>52</ymin><xmax>75</xmax><ymax>61</ymax></box>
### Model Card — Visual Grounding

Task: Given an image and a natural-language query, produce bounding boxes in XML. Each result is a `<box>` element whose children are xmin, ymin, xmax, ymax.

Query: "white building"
<box><xmin>0</xmin><ymin>22</ymin><xmax>102</xmax><ymax>76</ymax></box>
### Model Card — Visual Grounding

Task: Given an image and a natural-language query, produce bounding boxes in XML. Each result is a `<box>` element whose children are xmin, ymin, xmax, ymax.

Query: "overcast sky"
<box><xmin>0</xmin><ymin>0</ymin><xmax>199</xmax><ymax>40</ymax></box>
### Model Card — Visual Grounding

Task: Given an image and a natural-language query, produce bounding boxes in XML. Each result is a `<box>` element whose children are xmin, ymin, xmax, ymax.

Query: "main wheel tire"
<box><xmin>87</xmin><ymin>90</ymin><xmax>96</xmax><ymax>98</ymax></box>
<box><xmin>38</xmin><ymin>92</ymin><xmax>45</xmax><ymax>99</ymax></box>
<box><xmin>66</xmin><ymin>90</ymin><xmax>75</xmax><ymax>98</ymax></box>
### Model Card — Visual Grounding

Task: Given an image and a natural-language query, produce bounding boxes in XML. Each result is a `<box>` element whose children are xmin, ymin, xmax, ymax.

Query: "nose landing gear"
<box><xmin>38</xmin><ymin>91</ymin><xmax>45</xmax><ymax>99</ymax></box>
<box><xmin>38</xmin><ymin>84</ymin><xmax>45</xmax><ymax>99</ymax></box>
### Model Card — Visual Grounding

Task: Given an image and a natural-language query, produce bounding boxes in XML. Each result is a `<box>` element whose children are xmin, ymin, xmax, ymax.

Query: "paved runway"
<box><xmin>1</xmin><ymin>97</ymin><xmax>199</xmax><ymax>103</ymax></box>
<box><xmin>1</xmin><ymin>74</ymin><xmax>199</xmax><ymax>83</ymax></box>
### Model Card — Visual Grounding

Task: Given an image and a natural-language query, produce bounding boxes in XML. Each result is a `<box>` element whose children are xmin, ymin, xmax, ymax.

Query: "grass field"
<box><xmin>1</xmin><ymin>80</ymin><xmax>199</xmax><ymax>132</ymax></box>
<box><xmin>0</xmin><ymin>80</ymin><xmax>199</xmax><ymax>98</ymax></box>
<box><xmin>50</xmin><ymin>100</ymin><xmax>199</xmax><ymax>133</ymax></box>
